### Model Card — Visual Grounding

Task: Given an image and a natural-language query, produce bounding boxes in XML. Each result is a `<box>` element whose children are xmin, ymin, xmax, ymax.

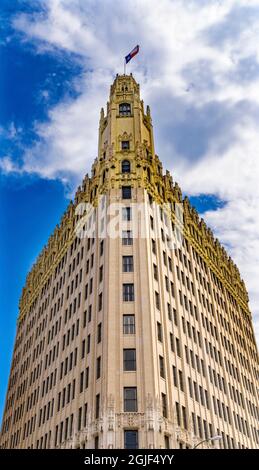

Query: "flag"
<box><xmin>125</xmin><ymin>45</ymin><xmax>140</xmax><ymax>64</ymax></box>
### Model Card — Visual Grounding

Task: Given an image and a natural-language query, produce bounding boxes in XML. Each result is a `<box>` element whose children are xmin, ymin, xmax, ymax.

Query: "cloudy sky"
<box><xmin>1</xmin><ymin>0</ymin><xmax>259</xmax><ymax>421</ymax></box>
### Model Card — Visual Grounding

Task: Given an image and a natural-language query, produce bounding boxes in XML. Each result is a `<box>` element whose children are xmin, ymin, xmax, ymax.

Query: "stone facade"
<box><xmin>0</xmin><ymin>74</ymin><xmax>258</xmax><ymax>449</ymax></box>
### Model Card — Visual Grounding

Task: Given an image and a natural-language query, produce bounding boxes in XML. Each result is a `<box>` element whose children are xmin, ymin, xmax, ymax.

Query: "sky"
<box><xmin>1</xmin><ymin>0</ymin><xmax>259</xmax><ymax>424</ymax></box>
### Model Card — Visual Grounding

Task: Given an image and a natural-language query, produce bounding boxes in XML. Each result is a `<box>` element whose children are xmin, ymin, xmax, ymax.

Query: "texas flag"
<box><xmin>125</xmin><ymin>45</ymin><xmax>140</xmax><ymax>64</ymax></box>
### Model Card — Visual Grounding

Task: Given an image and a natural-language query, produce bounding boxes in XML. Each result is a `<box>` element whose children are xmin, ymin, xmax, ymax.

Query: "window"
<box><xmin>122</xmin><ymin>186</ymin><xmax>132</xmax><ymax>199</ymax></box>
<box><xmin>123</xmin><ymin>315</ymin><xmax>135</xmax><ymax>334</ymax></box>
<box><xmin>98</xmin><ymin>293</ymin><xmax>102</xmax><ymax>311</ymax></box>
<box><xmin>123</xmin><ymin>256</ymin><xmax>134</xmax><ymax>272</ymax></box>
<box><xmin>167</xmin><ymin>303</ymin><xmax>172</xmax><ymax>321</ymax></box>
<box><xmin>123</xmin><ymin>283</ymin><xmax>134</xmax><ymax>301</ymax></box>
<box><xmin>176</xmin><ymin>338</ymin><xmax>181</xmax><ymax>357</ymax></box>
<box><xmin>97</xmin><ymin>323</ymin><xmax>102</xmax><ymax>343</ymax></box>
<box><xmin>157</xmin><ymin>322</ymin><xmax>163</xmax><ymax>342</ymax></box>
<box><xmin>175</xmin><ymin>402</ymin><xmax>181</xmax><ymax>426</ymax></box>
<box><xmin>165</xmin><ymin>435</ymin><xmax>170</xmax><ymax>449</ymax></box>
<box><xmin>87</xmin><ymin>334</ymin><xmax>91</xmax><ymax>354</ymax></box>
<box><xmin>179</xmin><ymin>370</ymin><xmax>184</xmax><ymax>392</ymax></box>
<box><xmin>173</xmin><ymin>366</ymin><xmax>178</xmax><ymax>387</ymax></box>
<box><xmin>159</xmin><ymin>355</ymin><xmax>165</xmax><ymax>378</ymax></box>
<box><xmin>153</xmin><ymin>264</ymin><xmax>158</xmax><ymax>281</ymax></box>
<box><xmin>78</xmin><ymin>407</ymin><xmax>82</xmax><ymax>431</ymax></box>
<box><xmin>96</xmin><ymin>357</ymin><xmax>101</xmax><ymax>379</ymax></box>
<box><xmin>122</xmin><ymin>140</ymin><xmax>130</xmax><ymax>150</ymax></box>
<box><xmin>122</xmin><ymin>230</ymin><xmax>133</xmax><ymax>245</ymax></box>
<box><xmin>122</xmin><ymin>207</ymin><xmax>131</xmax><ymax>221</ymax></box>
<box><xmin>124</xmin><ymin>430</ymin><xmax>138</xmax><ymax>449</ymax></box>
<box><xmin>124</xmin><ymin>387</ymin><xmax>137</xmax><ymax>412</ymax></box>
<box><xmin>119</xmin><ymin>103</ymin><xmax>131</xmax><ymax>116</ymax></box>
<box><xmin>155</xmin><ymin>292</ymin><xmax>160</xmax><ymax>310</ymax></box>
<box><xmin>99</xmin><ymin>266</ymin><xmax>103</xmax><ymax>283</ymax></box>
<box><xmin>122</xmin><ymin>160</ymin><xmax>131</xmax><ymax>173</ymax></box>
<box><xmin>95</xmin><ymin>394</ymin><xmax>100</xmax><ymax>419</ymax></box>
<box><xmin>182</xmin><ymin>406</ymin><xmax>187</xmax><ymax>429</ymax></box>
<box><xmin>123</xmin><ymin>349</ymin><xmax>136</xmax><ymax>371</ymax></box>
<box><xmin>85</xmin><ymin>367</ymin><xmax>89</xmax><ymax>389</ymax></box>
<box><xmin>162</xmin><ymin>393</ymin><xmax>167</xmax><ymax>418</ymax></box>
<box><xmin>81</xmin><ymin>340</ymin><xmax>86</xmax><ymax>359</ymax></box>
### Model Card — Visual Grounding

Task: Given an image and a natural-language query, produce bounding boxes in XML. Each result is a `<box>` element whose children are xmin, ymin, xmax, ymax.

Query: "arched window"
<box><xmin>119</xmin><ymin>103</ymin><xmax>131</xmax><ymax>116</ymax></box>
<box><xmin>122</xmin><ymin>160</ymin><xmax>131</xmax><ymax>173</ymax></box>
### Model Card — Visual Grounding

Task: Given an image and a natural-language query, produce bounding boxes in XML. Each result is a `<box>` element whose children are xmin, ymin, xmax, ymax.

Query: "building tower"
<box><xmin>1</xmin><ymin>74</ymin><xmax>258</xmax><ymax>449</ymax></box>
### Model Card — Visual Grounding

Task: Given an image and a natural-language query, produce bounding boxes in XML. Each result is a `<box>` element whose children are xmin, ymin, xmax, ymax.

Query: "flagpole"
<box><xmin>124</xmin><ymin>59</ymin><xmax>126</xmax><ymax>75</ymax></box>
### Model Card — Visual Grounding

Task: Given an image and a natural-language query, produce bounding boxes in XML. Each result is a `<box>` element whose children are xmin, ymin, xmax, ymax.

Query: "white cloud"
<box><xmin>3</xmin><ymin>0</ymin><xmax>259</xmax><ymax>345</ymax></box>
<box><xmin>0</xmin><ymin>156</ymin><xmax>22</xmax><ymax>174</ymax></box>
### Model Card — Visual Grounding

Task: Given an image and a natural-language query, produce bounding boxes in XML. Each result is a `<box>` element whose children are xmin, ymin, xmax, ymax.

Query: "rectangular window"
<box><xmin>81</xmin><ymin>340</ymin><xmax>85</xmax><ymax>359</ymax></box>
<box><xmin>167</xmin><ymin>303</ymin><xmax>172</xmax><ymax>320</ymax></box>
<box><xmin>124</xmin><ymin>430</ymin><xmax>138</xmax><ymax>449</ymax></box>
<box><xmin>122</xmin><ymin>207</ymin><xmax>131</xmax><ymax>221</ymax></box>
<box><xmin>123</xmin><ymin>256</ymin><xmax>134</xmax><ymax>272</ymax></box>
<box><xmin>97</xmin><ymin>323</ymin><xmax>102</xmax><ymax>343</ymax></box>
<box><xmin>124</xmin><ymin>387</ymin><xmax>137</xmax><ymax>412</ymax></box>
<box><xmin>170</xmin><ymin>333</ymin><xmax>174</xmax><ymax>352</ymax></box>
<box><xmin>188</xmin><ymin>378</ymin><xmax>193</xmax><ymax>398</ymax></box>
<box><xmin>161</xmin><ymin>393</ymin><xmax>167</xmax><ymax>418</ymax></box>
<box><xmin>78</xmin><ymin>407</ymin><xmax>82</xmax><ymax>431</ymax></box>
<box><xmin>155</xmin><ymin>292</ymin><xmax>160</xmax><ymax>310</ymax></box>
<box><xmin>175</xmin><ymin>402</ymin><xmax>181</xmax><ymax>426</ymax></box>
<box><xmin>85</xmin><ymin>367</ymin><xmax>89</xmax><ymax>389</ymax></box>
<box><xmin>87</xmin><ymin>334</ymin><xmax>91</xmax><ymax>354</ymax></box>
<box><xmin>122</xmin><ymin>230</ymin><xmax>133</xmax><ymax>245</ymax></box>
<box><xmin>84</xmin><ymin>403</ymin><xmax>88</xmax><ymax>427</ymax></box>
<box><xmin>173</xmin><ymin>366</ymin><xmax>178</xmax><ymax>387</ymax></box>
<box><xmin>122</xmin><ymin>186</ymin><xmax>132</xmax><ymax>199</ymax></box>
<box><xmin>159</xmin><ymin>355</ymin><xmax>165</xmax><ymax>378</ymax></box>
<box><xmin>98</xmin><ymin>293</ymin><xmax>102</xmax><ymax>311</ymax></box>
<box><xmin>123</xmin><ymin>315</ymin><xmax>135</xmax><ymax>334</ymax></box>
<box><xmin>121</xmin><ymin>140</ymin><xmax>130</xmax><ymax>150</ymax></box>
<box><xmin>123</xmin><ymin>349</ymin><xmax>136</xmax><ymax>371</ymax></box>
<box><xmin>182</xmin><ymin>406</ymin><xmax>187</xmax><ymax>430</ymax></box>
<box><xmin>80</xmin><ymin>372</ymin><xmax>84</xmax><ymax>393</ymax></box>
<box><xmin>153</xmin><ymin>264</ymin><xmax>158</xmax><ymax>281</ymax></box>
<box><xmin>96</xmin><ymin>357</ymin><xmax>101</xmax><ymax>379</ymax></box>
<box><xmin>123</xmin><ymin>283</ymin><xmax>134</xmax><ymax>301</ymax></box>
<box><xmin>179</xmin><ymin>370</ymin><xmax>184</xmax><ymax>392</ymax></box>
<box><xmin>157</xmin><ymin>322</ymin><xmax>163</xmax><ymax>342</ymax></box>
<box><xmin>176</xmin><ymin>338</ymin><xmax>181</xmax><ymax>357</ymax></box>
<box><xmin>95</xmin><ymin>394</ymin><xmax>100</xmax><ymax>419</ymax></box>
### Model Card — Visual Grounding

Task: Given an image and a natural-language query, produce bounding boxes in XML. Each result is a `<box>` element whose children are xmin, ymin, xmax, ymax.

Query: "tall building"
<box><xmin>1</xmin><ymin>74</ymin><xmax>258</xmax><ymax>450</ymax></box>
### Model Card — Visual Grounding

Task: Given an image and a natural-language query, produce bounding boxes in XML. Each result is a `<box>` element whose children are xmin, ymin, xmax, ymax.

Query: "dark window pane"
<box><xmin>124</xmin><ymin>430</ymin><xmax>138</xmax><ymax>449</ymax></box>
<box><xmin>123</xmin><ymin>349</ymin><xmax>136</xmax><ymax>371</ymax></box>
<box><xmin>122</xmin><ymin>160</ymin><xmax>131</xmax><ymax>173</ymax></box>
<box><xmin>123</xmin><ymin>315</ymin><xmax>135</xmax><ymax>334</ymax></box>
<box><xmin>119</xmin><ymin>103</ymin><xmax>131</xmax><ymax>116</ymax></box>
<box><xmin>124</xmin><ymin>387</ymin><xmax>137</xmax><ymax>412</ymax></box>
<box><xmin>122</xmin><ymin>186</ymin><xmax>132</xmax><ymax>199</ymax></box>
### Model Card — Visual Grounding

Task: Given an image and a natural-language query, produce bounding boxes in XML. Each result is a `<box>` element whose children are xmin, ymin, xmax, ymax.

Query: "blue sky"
<box><xmin>1</xmin><ymin>0</ymin><xmax>259</xmax><ymax>424</ymax></box>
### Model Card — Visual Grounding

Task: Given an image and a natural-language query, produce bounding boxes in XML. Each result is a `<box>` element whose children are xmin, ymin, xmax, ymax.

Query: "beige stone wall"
<box><xmin>1</xmin><ymin>74</ymin><xmax>258</xmax><ymax>449</ymax></box>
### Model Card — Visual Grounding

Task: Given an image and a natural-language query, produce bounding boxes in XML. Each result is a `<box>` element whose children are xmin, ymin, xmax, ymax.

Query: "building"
<box><xmin>0</xmin><ymin>74</ymin><xmax>258</xmax><ymax>449</ymax></box>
